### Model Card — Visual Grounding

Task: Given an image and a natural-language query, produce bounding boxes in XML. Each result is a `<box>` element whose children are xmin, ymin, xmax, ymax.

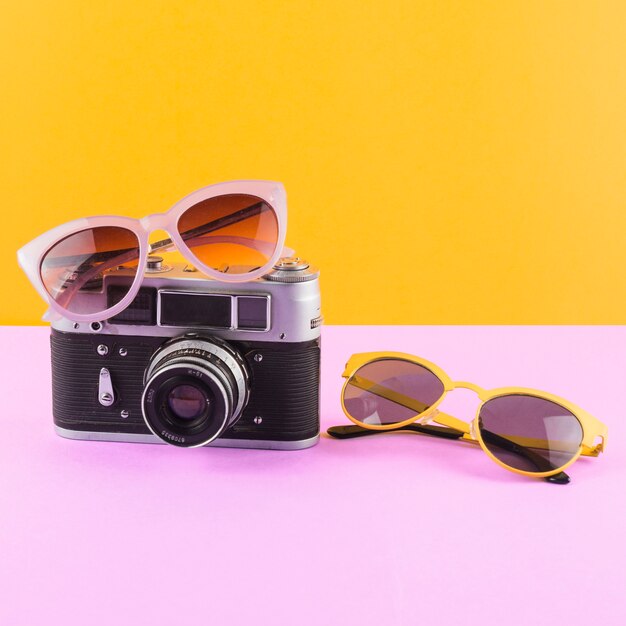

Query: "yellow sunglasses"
<box><xmin>328</xmin><ymin>352</ymin><xmax>607</xmax><ymax>484</ymax></box>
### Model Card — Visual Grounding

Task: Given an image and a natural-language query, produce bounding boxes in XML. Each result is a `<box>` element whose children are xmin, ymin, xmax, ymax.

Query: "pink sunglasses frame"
<box><xmin>17</xmin><ymin>180</ymin><xmax>288</xmax><ymax>323</ymax></box>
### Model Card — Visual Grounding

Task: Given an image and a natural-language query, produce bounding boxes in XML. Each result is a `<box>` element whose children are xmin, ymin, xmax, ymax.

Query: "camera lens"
<box><xmin>142</xmin><ymin>336</ymin><xmax>250</xmax><ymax>447</ymax></box>
<box><xmin>167</xmin><ymin>384</ymin><xmax>208</xmax><ymax>421</ymax></box>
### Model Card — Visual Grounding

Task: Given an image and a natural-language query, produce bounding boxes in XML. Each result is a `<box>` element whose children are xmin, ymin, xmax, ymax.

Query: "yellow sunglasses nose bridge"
<box><xmin>451</xmin><ymin>381</ymin><xmax>486</xmax><ymax>396</ymax></box>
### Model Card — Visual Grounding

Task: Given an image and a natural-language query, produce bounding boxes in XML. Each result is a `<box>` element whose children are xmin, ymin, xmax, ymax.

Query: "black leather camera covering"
<box><xmin>50</xmin><ymin>329</ymin><xmax>320</xmax><ymax>442</ymax></box>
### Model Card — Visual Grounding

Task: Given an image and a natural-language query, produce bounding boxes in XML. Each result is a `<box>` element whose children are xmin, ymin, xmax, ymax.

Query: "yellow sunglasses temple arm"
<box><xmin>326</xmin><ymin>421</ymin><xmax>571</xmax><ymax>484</ymax></box>
<box><xmin>327</xmin><ymin>423</ymin><xmax>466</xmax><ymax>440</ymax></box>
<box><xmin>348</xmin><ymin>375</ymin><xmax>471</xmax><ymax>433</ymax></box>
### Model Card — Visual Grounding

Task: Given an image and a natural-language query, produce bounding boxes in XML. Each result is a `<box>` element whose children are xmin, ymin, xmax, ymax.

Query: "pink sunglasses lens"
<box><xmin>40</xmin><ymin>226</ymin><xmax>140</xmax><ymax>317</ymax></box>
<box><xmin>177</xmin><ymin>194</ymin><xmax>279</xmax><ymax>275</ymax></box>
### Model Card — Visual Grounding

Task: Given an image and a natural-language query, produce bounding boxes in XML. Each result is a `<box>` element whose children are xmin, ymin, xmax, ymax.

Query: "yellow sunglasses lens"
<box><xmin>478</xmin><ymin>394</ymin><xmax>584</xmax><ymax>473</ymax></box>
<box><xmin>343</xmin><ymin>359</ymin><xmax>445</xmax><ymax>426</ymax></box>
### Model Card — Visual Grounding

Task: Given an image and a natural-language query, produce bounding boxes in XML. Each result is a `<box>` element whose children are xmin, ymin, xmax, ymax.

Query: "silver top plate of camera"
<box><xmin>51</xmin><ymin>256</ymin><xmax>322</xmax><ymax>344</ymax></box>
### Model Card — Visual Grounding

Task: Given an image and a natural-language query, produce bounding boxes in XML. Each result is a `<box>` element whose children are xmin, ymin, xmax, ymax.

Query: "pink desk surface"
<box><xmin>0</xmin><ymin>325</ymin><xmax>625</xmax><ymax>625</ymax></box>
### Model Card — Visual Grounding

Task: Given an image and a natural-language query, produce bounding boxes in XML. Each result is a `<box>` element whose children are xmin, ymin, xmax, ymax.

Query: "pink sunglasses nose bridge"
<box><xmin>140</xmin><ymin>213</ymin><xmax>173</xmax><ymax>232</ymax></box>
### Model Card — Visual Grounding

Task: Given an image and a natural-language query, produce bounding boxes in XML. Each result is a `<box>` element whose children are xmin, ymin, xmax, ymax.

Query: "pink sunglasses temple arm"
<box><xmin>54</xmin><ymin>248</ymin><xmax>140</xmax><ymax>309</ymax></box>
<box><xmin>57</xmin><ymin>234</ymin><xmax>292</xmax><ymax>309</ymax></box>
<box><xmin>150</xmin><ymin>235</ymin><xmax>283</xmax><ymax>258</ymax></box>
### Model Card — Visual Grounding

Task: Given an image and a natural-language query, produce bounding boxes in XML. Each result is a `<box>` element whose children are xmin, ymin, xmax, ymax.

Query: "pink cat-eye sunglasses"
<box><xmin>17</xmin><ymin>180</ymin><xmax>288</xmax><ymax>323</ymax></box>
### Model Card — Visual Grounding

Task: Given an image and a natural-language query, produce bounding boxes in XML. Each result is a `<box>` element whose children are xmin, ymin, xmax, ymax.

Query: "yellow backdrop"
<box><xmin>2</xmin><ymin>1</ymin><xmax>625</xmax><ymax>325</ymax></box>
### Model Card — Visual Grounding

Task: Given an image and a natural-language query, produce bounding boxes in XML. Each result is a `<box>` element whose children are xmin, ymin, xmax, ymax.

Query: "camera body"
<box><xmin>50</xmin><ymin>257</ymin><xmax>322</xmax><ymax>450</ymax></box>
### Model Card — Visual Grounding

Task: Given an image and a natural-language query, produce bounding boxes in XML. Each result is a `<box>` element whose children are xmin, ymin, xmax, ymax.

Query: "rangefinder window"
<box><xmin>159</xmin><ymin>292</ymin><xmax>232</xmax><ymax>328</ymax></box>
<box><xmin>107</xmin><ymin>286</ymin><xmax>157</xmax><ymax>325</ymax></box>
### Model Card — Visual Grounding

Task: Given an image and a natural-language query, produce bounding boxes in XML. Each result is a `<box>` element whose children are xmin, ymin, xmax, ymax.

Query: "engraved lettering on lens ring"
<box><xmin>142</xmin><ymin>364</ymin><xmax>230</xmax><ymax>447</ymax></box>
<box><xmin>146</xmin><ymin>338</ymin><xmax>250</xmax><ymax>418</ymax></box>
<box><xmin>161</xmin><ymin>430</ymin><xmax>185</xmax><ymax>444</ymax></box>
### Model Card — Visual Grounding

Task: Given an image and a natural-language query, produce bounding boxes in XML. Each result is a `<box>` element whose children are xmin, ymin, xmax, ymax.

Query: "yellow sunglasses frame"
<box><xmin>340</xmin><ymin>352</ymin><xmax>608</xmax><ymax>479</ymax></box>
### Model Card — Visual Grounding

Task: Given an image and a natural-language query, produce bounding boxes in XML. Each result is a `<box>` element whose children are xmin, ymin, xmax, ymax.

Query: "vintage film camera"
<box><xmin>50</xmin><ymin>256</ymin><xmax>322</xmax><ymax>449</ymax></box>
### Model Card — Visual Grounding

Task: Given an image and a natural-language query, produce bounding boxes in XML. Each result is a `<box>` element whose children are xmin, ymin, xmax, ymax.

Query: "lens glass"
<box><xmin>343</xmin><ymin>359</ymin><xmax>445</xmax><ymax>426</ymax></box>
<box><xmin>167</xmin><ymin>384</ymin><xmax>208</xmax><ymax>421</ymax></box>
<box><xmin>177</xmin><ymin>194</ymin><xmax>279</xmax><ymax>275</ymax></box>
<box><xmin>478</xmin><ymin>394</ymin><xmax>583</xmax><ymax>473</ymax></box>
<box><xmin>40</xmin><ymin>226</ymin><xmax>140</xmax><ymax>315</ymax></box>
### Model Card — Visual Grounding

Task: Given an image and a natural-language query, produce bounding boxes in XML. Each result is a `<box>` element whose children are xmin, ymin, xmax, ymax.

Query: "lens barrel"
<box><xmin>141</xmin><ymin>336</ymin><xmax>250</xmax><ymax>447</ymax></box>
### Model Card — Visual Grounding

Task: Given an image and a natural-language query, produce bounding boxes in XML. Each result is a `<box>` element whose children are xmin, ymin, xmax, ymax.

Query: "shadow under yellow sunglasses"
<box><xmin>328</xmin><ymin>352</ymin><xmax>607</xmax><ymax>484</ymax></box>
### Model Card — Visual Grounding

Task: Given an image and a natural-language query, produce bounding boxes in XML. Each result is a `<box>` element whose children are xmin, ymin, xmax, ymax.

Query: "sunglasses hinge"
<box><xmin>589</xmin><ymin>436</ymin><xmax>606</xmax><ymax>456</ymax></box>
<box><xmin>417</xmin><ymin>408</ymin><xmax>440</xmax><ymax>425</ymax></box>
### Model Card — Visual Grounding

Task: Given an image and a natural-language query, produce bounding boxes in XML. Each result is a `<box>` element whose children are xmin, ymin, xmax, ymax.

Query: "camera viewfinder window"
<box><xmin>237</xmin><ymin>296</ymin><xmax>268</xmax><ymax>330</ymax></box>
